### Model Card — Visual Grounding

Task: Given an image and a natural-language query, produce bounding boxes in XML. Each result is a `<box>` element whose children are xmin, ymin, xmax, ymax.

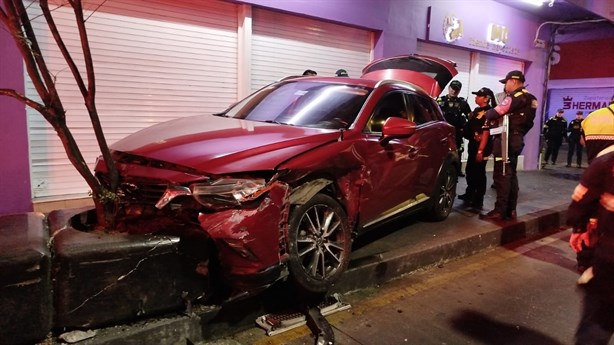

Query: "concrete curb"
<box><xmin>332</xmin><ymin>204</ymin><xmax>567</xmax><ymax>294</ymax></box>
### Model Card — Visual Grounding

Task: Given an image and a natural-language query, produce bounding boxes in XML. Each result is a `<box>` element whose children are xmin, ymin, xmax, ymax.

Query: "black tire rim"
<box><xmin>438</xmin><ymin>167</ymin><xmax>455</xmax><ymax>213</ymax></box>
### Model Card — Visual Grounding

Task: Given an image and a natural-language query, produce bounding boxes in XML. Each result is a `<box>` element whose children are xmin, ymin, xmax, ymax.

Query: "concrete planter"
<box><xmin>0</xmin><ymin>213</ymin><xmax>52</xmax><ymax>345</ymax></box>
<box><xmin>48</xmin><ymin>208</ymin><xmax>209</xmax><ymax>329</ymax></box>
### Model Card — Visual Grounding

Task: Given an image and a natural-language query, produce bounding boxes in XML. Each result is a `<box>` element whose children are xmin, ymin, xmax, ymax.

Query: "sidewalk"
<box><xmin>67</xmin><ymin>162</ymin><xmax>583</xmax><ymax>345</ymax></box>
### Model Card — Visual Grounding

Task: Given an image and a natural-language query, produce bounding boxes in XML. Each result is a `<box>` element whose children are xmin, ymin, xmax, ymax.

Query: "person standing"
<box><xmin>302</xmin><ymin>69</ymin><xmax>317</xmax><ymax>76</ymax></box>
<box><xmin>567</xmin><ymin>111</ymin><xmax>584</xmax><ymax>168</ymax></box>
<box><xmin>582</xmin><ymin>95</ymin><xmax>614</xmax><ymax>164</ymax></box>
<box><xmin>543</xmin><ymin>109</ymin><xmax>568</xmax><ymax>166</ymax></box>
<box><xmin>335</xmin><ymin>69</ymin><xmax>349</xmax><ymax>77</ymax></box>
<box><xmin>458</xmin><ymin>87</ymin><xmax>496</xmax><ymax>211</ymax></box>
<box><xmin>479</xmin><ymin>70</ymin><xmax>537</xmax><ymax>221</ymax></box>
<box><xmin>437</xmin><ymin>80</ymin><xmax>471</xmax><ymax>177</ymax></box>
<box><xmin>567</xmin><ymin>143</ymin><xmax>614</xmax><ymax>345</ymax></box>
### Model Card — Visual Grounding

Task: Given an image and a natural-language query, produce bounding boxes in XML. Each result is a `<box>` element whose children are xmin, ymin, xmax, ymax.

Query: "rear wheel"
<box><xmin>426</xmin><ymin>162</ymin><xmax>456</xmax><ymax>221</ymax></box>
<box><xmin>287</xmin><ymin>194</ymin><xmax>351</xmax><ymax>293</ymax></box>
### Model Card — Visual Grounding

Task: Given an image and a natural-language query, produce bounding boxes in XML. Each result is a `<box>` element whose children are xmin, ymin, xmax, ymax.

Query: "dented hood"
<box><xmin>111</xmin><ymin>114</ymin><xmax>339</xmax><ymax>174</ymax></box>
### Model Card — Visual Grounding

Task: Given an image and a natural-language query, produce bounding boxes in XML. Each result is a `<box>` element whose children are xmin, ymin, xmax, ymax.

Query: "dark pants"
<box><xmin>544</xmin><ymin>138</ymin><xmax>563</xmax><ymax>164</ymax></box>
<box><xmin>568</xmin><ymin>138</ymin><xmax>583</xmax><ymax>166</ymax></box>
<box><xmin>463</xmin><ymin>142</ymin><xmax>487</xmax><ymax>207</ymax></box>
<box><xmin>492</xmin><ymin>154</ymin><xmax>519</xmax><ymax>215</ymax></box>
<box><xmin>575</xmin><ymin>264</ymin><xmax>614</xmax><ymax>345</ymax></box>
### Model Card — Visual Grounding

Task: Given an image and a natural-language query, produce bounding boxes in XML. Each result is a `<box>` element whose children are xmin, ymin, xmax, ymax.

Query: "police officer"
<box><xmin>437</xmin><ymin>80</ymin><xmax>471</xmax><ymax>176</ymax></box>
<box><xmin>567</xmin><ymin>110</ymin><xmax>584</xmax><ymax>168</ymax></box>
<box><xmin>543</xmin><ymin>109</ymin><xmax>568</xmax><ymax>166</ymax></box>
<box><xmin>478</xmin><ymin>70</ymin><xmax>537</xmax><ymax>221</ymax></box>
<box><xmin>458</xmin><ymin>87</ymin><xmax>496</xmax><ymax>211</ymax></box>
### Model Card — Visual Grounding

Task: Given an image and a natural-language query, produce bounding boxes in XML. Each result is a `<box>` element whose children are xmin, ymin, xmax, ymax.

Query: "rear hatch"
<box><xmin>361</xmin><ymin>55</ymin><xmax>458</xmax><ymax>97</ymax></box>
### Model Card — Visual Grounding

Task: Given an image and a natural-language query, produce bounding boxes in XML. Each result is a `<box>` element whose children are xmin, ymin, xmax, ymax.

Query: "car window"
<box><xmin>367</xmin><ymin>92</ymin><xmax>410</xmax><ymax>133</ymax></box>
<box><xmin>409</xmin><ymin>94</ymin><xmax>439</xmax><ymax>124</ymax></box>
<box><xmin>224</xmin><ymin>81</ymin><xmax>371</xmax><ymax>129</ymax></box>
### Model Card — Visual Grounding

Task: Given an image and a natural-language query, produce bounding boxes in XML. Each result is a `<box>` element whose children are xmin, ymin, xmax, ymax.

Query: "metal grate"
<box><xmin>255</xmin><ymin>293</ymin><xmax>351</xmax><ymax>336</ymax></box>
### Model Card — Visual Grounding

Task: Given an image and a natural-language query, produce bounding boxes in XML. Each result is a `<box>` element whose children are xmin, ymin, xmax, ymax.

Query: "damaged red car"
<box><xmin>94</xmin><ymin>55</ymin><xmax>460</xmax><ymax>295</ymax></box>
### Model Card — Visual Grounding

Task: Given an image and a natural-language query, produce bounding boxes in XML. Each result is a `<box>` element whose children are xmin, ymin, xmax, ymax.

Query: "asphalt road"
<box><xmin>225</xmin><ymin>228</ymin><xmax>603</xmax><ymax>345</ymax></box>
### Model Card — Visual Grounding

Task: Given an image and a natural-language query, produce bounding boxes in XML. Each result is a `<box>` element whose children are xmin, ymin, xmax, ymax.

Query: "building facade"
<box><xmin>0</xmin><ymin>0</ymin><xmax>611</xmax><ymax>215</ymax></box>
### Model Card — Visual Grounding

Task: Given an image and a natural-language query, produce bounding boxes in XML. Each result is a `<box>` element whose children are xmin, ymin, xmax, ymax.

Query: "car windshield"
<box><xmin>223</xmin><ymin>80</ymin><xmax>372</xmax><ymax>129</ymax></box>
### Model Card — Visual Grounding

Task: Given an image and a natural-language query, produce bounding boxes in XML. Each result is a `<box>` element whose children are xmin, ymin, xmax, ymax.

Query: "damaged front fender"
<box><xmin>197</xmin><ymin>181</ymin><xmax>291</xmax><ymax>288</ymax></box>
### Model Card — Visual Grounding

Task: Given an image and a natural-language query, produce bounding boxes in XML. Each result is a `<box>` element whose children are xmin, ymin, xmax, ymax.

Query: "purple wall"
<box><xmin>0</xmin><ymin>28</ymin><xmax>33</xmax><ymax>215</ymax></box>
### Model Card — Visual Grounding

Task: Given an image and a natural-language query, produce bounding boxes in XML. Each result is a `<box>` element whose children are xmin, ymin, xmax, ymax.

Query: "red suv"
<box><xmin>95</xmin><ymin>55</ymin><xmax>459</xmax><ymax>295</ymax></box>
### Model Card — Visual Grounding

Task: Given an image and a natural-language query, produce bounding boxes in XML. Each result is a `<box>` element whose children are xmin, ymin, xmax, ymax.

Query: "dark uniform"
<box><xmin>481</xmin><ymin>87</ymin><xmax>537</xmax><ymax>220</ymax></box>
<box><xmin>543</xmin><ymin>113</ymin><xmax>567</xmax><ymax>165</ymax></box>
<box><xmin>567</xmin><ymin>145</ymin><xmax>614</xmax><ymax>344</ymax></box>
<box><xmin>460</xmin><ymin>105</ymin><xmax>493</xmax><ymax>209</ymax></box>
<box><xmin>567</xmin><ymin>115</ymin><xmax>584</xmax><ymax>167</ymax></box>
<box><xmin>437</xmin><ymin>95</ymin><xmax>471</xmax><ymax>175</ymax></box>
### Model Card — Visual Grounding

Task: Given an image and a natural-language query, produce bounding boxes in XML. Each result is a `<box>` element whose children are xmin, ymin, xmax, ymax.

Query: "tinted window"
<box><xmin>409</xmin><ymin>94</ymin><xmax>439</xmax><ymax>124</ymax></box>
<box><xmin>367</xmin><ymin>92</ymin><xmax>409</xmax><ymax>132</ymax></box>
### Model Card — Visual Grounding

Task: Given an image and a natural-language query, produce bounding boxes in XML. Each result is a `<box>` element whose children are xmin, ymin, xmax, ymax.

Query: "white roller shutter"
<box><xmin>26</xmin><ymin>0</ymin><xmax>238</xmax><ymax>200</ymax></box>
<box><xmin>475</xmin><ymin>54</ymin><xmax>524</xmax><ymax>104</ymax></box>
<box><xmin>251</xmin><ymin>8</ymin><xmax>372</xmax><ymax>91</ymax></box>
<box><xmin>417</xmin><ymin>41</ymin><xmax>471</xmax><ymax>99</ymax></box>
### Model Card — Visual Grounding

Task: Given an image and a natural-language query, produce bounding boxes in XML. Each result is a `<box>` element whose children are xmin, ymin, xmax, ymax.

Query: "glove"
<box><xmin>569</xmin><ymin>230</ymin><xmax>598</xmax><ymax>253</ymax></box>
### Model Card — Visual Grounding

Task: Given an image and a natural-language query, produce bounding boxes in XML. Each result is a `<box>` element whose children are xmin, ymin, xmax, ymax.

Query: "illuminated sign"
<box><xmin>487</xmin><ymin>23</ymin><xmax>508</xmax><ymax>46</ymax></box>
<box><xmin>442</xmin><ymin>15</ymin><xmax>463</xmax><ymax>43</ymax></box>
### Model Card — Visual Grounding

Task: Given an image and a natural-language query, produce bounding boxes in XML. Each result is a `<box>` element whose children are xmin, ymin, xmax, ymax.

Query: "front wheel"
<box><xmin>287</xmin><ymin>194</ymin><xmax>352</xmax><ymax>293</ymax></box>
<box><xmin>425</xmin><ymin>162</ymin><xmax>457</xmax><ymax>221</ymax></box>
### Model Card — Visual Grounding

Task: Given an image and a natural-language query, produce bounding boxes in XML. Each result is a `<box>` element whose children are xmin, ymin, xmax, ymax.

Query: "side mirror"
<box><xmin>379</xmin><ymin>117</ymin><xmax>417</xmax><ymax>145</ymax></box>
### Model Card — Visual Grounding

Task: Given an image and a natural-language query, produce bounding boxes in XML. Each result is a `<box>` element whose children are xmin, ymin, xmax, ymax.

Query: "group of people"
<box><xmin>542</xmin><ymin>108</ymin><xmax>585</xmax><ymax>168</ymax></box>
<box><xmin>437</xmin><ymin>70</ymin><xmax>536</xmax><ymax>222</ymax></box>
<box><xmin>441</xmin><ymin>71</ymin><xmax>614</xmax><ymax>344</ymax></box>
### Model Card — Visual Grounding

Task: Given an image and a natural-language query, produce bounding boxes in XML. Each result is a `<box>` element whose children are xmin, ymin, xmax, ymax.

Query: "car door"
<box><xmin>357</xmin><ymin>91</ymin><xmax>437</xmax><ymax>228</ymax></box>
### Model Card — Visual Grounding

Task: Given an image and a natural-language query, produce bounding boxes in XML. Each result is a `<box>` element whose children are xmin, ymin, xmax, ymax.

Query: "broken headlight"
<box><xmin>190</xmin><ymin>178</ymin><xmax>267</xmax><ymax>207</ymax></box>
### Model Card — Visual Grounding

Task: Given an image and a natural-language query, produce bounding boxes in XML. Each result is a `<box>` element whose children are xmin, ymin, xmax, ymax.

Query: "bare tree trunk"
<box><xmin>0</xmin><ymin>0</ymin><xmax>119</xmax><ymax>228</ymax></box>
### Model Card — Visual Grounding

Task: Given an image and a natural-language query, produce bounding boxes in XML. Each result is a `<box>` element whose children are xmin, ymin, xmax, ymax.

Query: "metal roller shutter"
<box><xmin>26</xmin><ymin>0</ymin><xmax>238</xmax><ymax>200</ymax></box>
<box><xmin>417</xmin><ymin>41</ymin><xmax>471</xmax><ymax>99</ymax></box>
<box><xmin>475</xmin><ymin>54</ymin><xmax>524</xmax><ymax>103</ymax></box>
<box><xmin>251</xmin><ymin>8</ymin><xmax>373</xmax><ymax>91</ymax></box>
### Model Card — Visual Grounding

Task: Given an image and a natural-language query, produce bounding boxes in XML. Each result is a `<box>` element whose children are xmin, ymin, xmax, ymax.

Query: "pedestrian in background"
<box><xmin>437</xmin><ymin>80</ymin><xmax>471</xmax><ymax>177</ymax></box>
<box><xmin>302</xmin><ymin>69</ymin><xmax>317</xmax><ymax>76</ymax></box>
<box><xmin>567</xmin><ymin>143</ymin><xmax>614</xmax><ymax>345</ymax></box>
<box><xmin>458</xmin><ymin>87</ymin><xmax>496</xmax><ymax>211</ymax></box>
<box><xmin>567</xmin><ymin>110</ymin><xmax>584</xmax><ymax>168</ymax></box>
<box><xmin>479</xmin><ymin>70</ymin><xmax>537</xmax><ymax>221</ymax></box>
<box><xmin>335</xmin><ymin>69</ymin><xmax>349</xmax><ymax>77</ymax></box>
<box><xmin>543</xmin><ymin>109</ymin><xmax>567</xmax><ymax>166</ymax></box>
<box><xmin>582</xmin><ymin>95</ymin><xmax>614</xmax><ymax>164</ymax></box>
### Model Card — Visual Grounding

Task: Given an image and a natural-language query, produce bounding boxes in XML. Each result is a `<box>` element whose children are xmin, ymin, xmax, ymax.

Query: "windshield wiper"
<box><xmin>263</xmin><ymin>120</ymin><xmax>293</xmax><ymax>126</ymax></box>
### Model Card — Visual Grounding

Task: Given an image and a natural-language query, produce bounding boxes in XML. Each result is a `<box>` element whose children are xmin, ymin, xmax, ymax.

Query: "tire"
<box><xmin>426</xmin><ymin>162</ymin><xmax>457</xmax><ymax>221</ymax></box>
<box><xmin>287</xmin><ymin>194</ymin><xmax>352</xmax><ymax>293</ymax></box>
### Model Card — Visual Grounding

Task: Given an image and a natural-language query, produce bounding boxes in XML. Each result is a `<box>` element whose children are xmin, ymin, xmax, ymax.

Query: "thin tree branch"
<box><xmin>39</xmin><ymin>0</ymin><xmax>87</xmax><ymax>97</ymax></box>
<box><xmin>68</xmin><ymin>0</ymin><xmax>118</xmax><ymax>190</ymax></box>
<box><xmin>0</xmin><ymin>88</ymin><xmax>46</xmax><ymax>114</ymax></box>
<box><xmin>2</xmin><ymin>0</ymin><xmax>51</xmax><ymax>103</ymax></box>
<box><xmin>11</xmin><ymin>0</ymin><xmax>65</xmax><ymax>112</ymax></box>
<box><xmin>84</xmin><ymin>0</ymin><xmax>107</xmax><ymax>22</ymax></box>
